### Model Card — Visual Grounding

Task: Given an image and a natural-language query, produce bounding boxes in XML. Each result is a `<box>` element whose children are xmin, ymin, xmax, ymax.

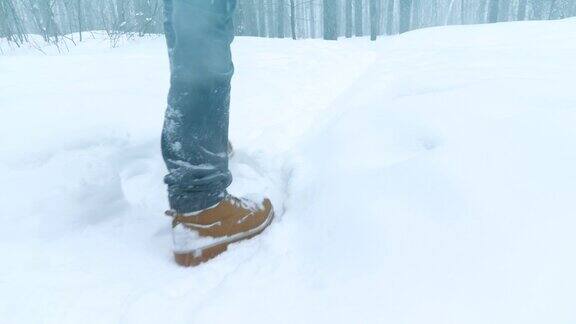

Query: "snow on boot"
<box><xmin>227</xmin><ymin>141</ymin><xmax>234</xmax><ymax>158</ymax></box>
<box><xmin>166</xmin><ymin>195</ymin><xmax>274</xmax><ymax>267</ymax></box>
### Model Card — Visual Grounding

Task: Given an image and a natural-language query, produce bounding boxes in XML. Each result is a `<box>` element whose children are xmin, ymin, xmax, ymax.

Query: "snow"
<box><xmin>2</xmin><ymin>19</ymin><xmax>576</xmax><ymax>323</ymax></box>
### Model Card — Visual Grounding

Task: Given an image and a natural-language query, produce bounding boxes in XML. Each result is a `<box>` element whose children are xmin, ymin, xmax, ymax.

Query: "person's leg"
<box><xmin>162</xmin><ymin>0</ymin><xmax>237</xmax><ymax>214</ymax></box>
<box><xmin>162</xmin><ymin>0</ymin><xmax>273</xmax><ymax>267</ymax></box>
<box><xmin>162</xmin><ymin>0</ymin><xmax>175</xmax><ymax>66</ymax></box>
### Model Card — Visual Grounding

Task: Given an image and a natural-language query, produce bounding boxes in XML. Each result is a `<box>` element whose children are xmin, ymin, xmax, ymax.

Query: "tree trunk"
<box><xmin>412</xmin><ymin>0</ymin><xmax>420</xmax><ymax>29</ymax></box>
<box><xmin>460</xmin><ymin>0</ymin><xmax>466</xmax><ymax>25</ymax></box>
<box><xmin>487</xmin><ymin>0</ymin><xmax>499</xmax><ymax>23</ymax></box>
<box><xmin>386</xmin><ymin>0</ymin><xmax>394</xmax><ymax>34</ymax></box>
<box><xmin>477</xmin><ymin>0</ymin><xmax>487</xmax><ymax>22</ymax></box>
<box><xmin>354</xmin><ymin>0</ymin><xmax>363</xmax><ymax>36</ymax></box>
<box><xmin>257</xmin><ymin>0</ymin><xmax>266</xmax><ymax>36</ymax></box>
<box><xmin>345</xmin><ymin>0</ymin><xmax>352</xmax><ymax>37</ymax></box>
<box><xmin>77</xmin><ymin>0</ymin><xmax>83</xmax><ymax>41</ymax></box>
<box><xmin>548</xmin><ymin>0</ymin><xmax>560</xmax><ymax>20</ymax></box>
<box><xmin>309</xmin><ymin>0</ymin><xmax>316</xmax><ymax>38</ymax></box>
<box><xmin>0</xmin><ymin>0</ymin><xmax>28</xmax><ymax>45</ymax></box>
<box><xmin>266</xmin><ymin>0</ymin><xmax>275</xmax><ymax>37</ymax></box>
<box><xmin>500</xmin><ymin>0</ymin><xmax>510</xmax><ymax>22</ymax></box>
<box><xmin>369</xmin><ymin>0</ymin><xmax>379</xmax><ymax>40</ymax></box>
<box><xmin>530</xmin><ymin>0</ymin><xmax>544</xmax><ymax>20</ymax></box>
<box><xmin>399</xmin><ymin>0</ymin><xmax>412</xmax><ymax>33</ymax></box>
<box><xmin>277</xmin><ymin>0</ymin><xmax>284</xmax><ymax>38</ymax></box>
<box><xmin>38</xmin><ymin>0</ymin><xmax>60</xmax><ymax>41</ymax></box>
<box><xmin>247</xmin><ymin>0</ymin><xmax>259</xmax><ymax>35</ymax></box>
<box><xmin>446</xmin><ymin>0</ymin><xmax>456</xmax><ymax>25</ymax></box>
<box><xmin>461</xmin><ymin>0</ymin><xmax>466</xmax><ymax>24</ymax></box>
<box><xmin>323</xmin><ymin>0</ymin><xmax>338</xmax><ymax>40</ymax></box>
<box><xmin>290</xmin><ymin>0</ymin><xmax>296</xmax><ymax>39</ymax></box>
<box><xmin>517</xmin><ymin>0</ymin><xmax>527</xmax><ymax>20</ymax></box>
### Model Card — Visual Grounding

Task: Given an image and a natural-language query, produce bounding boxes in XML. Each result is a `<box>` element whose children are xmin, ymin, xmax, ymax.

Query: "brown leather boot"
<box><xmin>166</xmin><ymin>195</ymin><xmax>274</xmax><ymax>267</ymax></box>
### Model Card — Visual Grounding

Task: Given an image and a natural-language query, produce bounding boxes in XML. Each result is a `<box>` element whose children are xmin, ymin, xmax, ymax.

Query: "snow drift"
<box><xmin>1</xmin><ymin>18</ymin><xmax>576</xmax><ymax>323</ymax></box>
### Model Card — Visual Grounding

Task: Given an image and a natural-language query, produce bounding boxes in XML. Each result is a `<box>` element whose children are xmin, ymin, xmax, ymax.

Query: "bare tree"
<box><xmin>354</xmin><ymin>0</ymin><xmax>362</xmax><ymax>36</ymax></box>
<box><xmin>369</xmin><ymin>0</ymin><xmax>380</xmax><ymax>40</ymax></box>
<box><xmin>517</xmin><ymin>0</ymin><xmax>527</xmax><ymax>20</ymax></box>
<box><xmin>500</xmin><ymin>0</ymin><xmax>510</xmax><ymax>22</ymax></box>
<box><xmin>309</xmin><ymin>0</ymin><xmax>316</xmax><ymax>38</ymax></box>
<box><xmin>289</xmin><ymin>0</ymin><xmax>295</xmax><ymax>39</ymax></box>
<box><xmin>461</xmin><ymin>0</ymin><xmax>466</xmax><ymax>24</ymax></box>
<box><xmin>276</xmin><ymin>0</ymin><xmax>284</xmax><ymax>37</ymax></box>
<box><xmin>446</xmin><ymin>0</ymin><xmax>456</xmax><ymax>25</ymax></box>
<box><xmin>3</xmin><ymin>0</ymin><xmax>576</xmax><ymax>47</ymax></box>
<box><xmin>345</xmin><ymin>0</ymin><xmax>352</xmax><ymax>37</ymax></box>
<box><xmin>477</xmin><ymin>0</ymin><xmax>488</xmax><ymax>22</ymax></box>
<box><xmin>487</xmin><ymin>0</ymin><xmax>499</xmax><ymax>23</ymax></box>
<box><xmin>386</xmin><ymin>0</ymin><xmax>394</xmax><ymax>35</ymax></box>
<box><xmin>548</xmin><ymin>0</ymin><xmax>571</xmax><ymax>20</ymax></box>
<box><xmin>257</xmin><ymin>0</ymin><xmax>266</xmax><ymax>36</ymax></box>
<box><xmin>323</xmin><ymin>0</ymin><xmax>338</xmax><ymax>40</ymax></box>
<box><xmin>399</xmin><ymin>0</ymin><xmax>412</xmax><ymax>33</ymax></box>
<box><xmin>0</xmin><ymin>0</ymin><xmax>28</xmax><ymax>46</ymax></box>
<box><xmin>412</xmin><ymin>0</ymin><xmax>421</xmax><ymax>29</ymax></box>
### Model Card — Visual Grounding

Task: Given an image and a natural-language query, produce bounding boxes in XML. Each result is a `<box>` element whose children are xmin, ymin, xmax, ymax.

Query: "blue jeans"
<box><xmin>162</xmin><ymin>0</ymin><xmax>237</xmax><ymax>213</ymax></box>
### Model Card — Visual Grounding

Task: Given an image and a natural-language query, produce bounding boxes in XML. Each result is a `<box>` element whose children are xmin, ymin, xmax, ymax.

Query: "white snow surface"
<box><xmin>2</xmin><ymin>19</ymin><xmax>576</xmax><ymax>323</ymax></box>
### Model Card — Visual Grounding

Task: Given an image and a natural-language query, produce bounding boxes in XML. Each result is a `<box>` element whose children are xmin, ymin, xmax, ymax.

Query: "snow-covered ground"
<box><xmin>2</xmin><ymin>19</ymin><xmax>576</xmax><ymax>323</ymax></box>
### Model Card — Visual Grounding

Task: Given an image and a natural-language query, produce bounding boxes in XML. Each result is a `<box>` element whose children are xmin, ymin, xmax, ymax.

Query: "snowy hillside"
<box><xmin>2</xmin><ymin>18</ymin><xmax>576</xmax><ymax>323</ymax></box>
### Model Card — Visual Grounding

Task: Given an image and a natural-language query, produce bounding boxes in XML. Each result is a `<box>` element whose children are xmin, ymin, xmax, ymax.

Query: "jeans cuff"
<box><xmin>169</xmin><ymin>190</ymin><xmax>227</xmax><ymax>214</ymax></box>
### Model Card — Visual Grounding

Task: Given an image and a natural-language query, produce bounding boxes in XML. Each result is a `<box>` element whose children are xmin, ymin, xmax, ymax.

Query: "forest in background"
<box><xmin>1</xmin><ymin>0</ymin><xmax>575</xmax><ymax>48</ymax></box>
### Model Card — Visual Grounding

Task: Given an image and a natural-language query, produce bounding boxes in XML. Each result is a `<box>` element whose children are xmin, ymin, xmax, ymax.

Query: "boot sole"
<box><xmin>174</xmin><ymin>209</ymin><xmax>274</xmax><ymax>267</ymax></box>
